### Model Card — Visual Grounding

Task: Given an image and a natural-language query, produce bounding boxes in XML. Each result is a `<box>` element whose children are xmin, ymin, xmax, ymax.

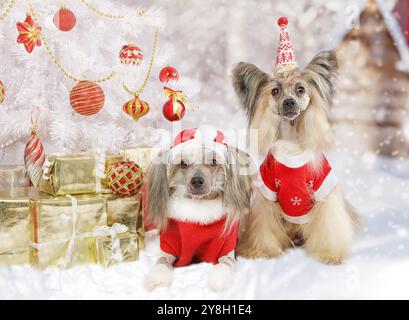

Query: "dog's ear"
<box><xmin>223</xmin><ymin>147</ymin><xmax>254</xmax><ymax>226</ymax></box>
<box><xmin>303</xmin><ymin>50</ymin><xmax>338</xmax><ymax>107</ymax></box>
<box><xmin>146</xmin><ymin>151</ymin><xmax>169</xmax><ymax>231</ymax></box>
<box><xmin>232</xmin><ymin>62</ymin><xmax>270</xmax><ymax>122</ymax></box>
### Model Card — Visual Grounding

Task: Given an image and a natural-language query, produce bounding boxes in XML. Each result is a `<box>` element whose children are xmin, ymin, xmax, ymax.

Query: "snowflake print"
<box><xmin>275</xmin><ymin>179</ymin><xmax>281</xmax><ymax>188</ymax></box>
<box><xmin>291</xmin><ymin>197</ymin><xmax>302</xmax><ymax>206</ymax></box>
<box><xmin>307</xmin><ymin>180</ymin><xmax>314</xmax><ymax>188</ymax></box>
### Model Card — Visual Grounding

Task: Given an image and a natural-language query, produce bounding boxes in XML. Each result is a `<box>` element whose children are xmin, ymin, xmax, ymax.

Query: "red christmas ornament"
<box><xmin>53</xmin><ymin>5</ymin><xmax>77</xmax><ymax>32</ymax></box>
<box><xmin>24</xmin><ymin>127</ymin><xmax>45</xmax><ymax>187</ymax></box>
<box><xmin>162</xmin><ymin>87</ymin><xmax>188</xmax><ymax>122</ymax></box>
<box><xmin>119</xmin><ymin>44</ymin><xmax>143</xmax><ymax>65</ymax></box>
<box><xmin>159</xmin><ymin>66</ymin><xmax>179</xmax><ymax>83</ymax></box>
<box><xmin>70</xmin><ymin>81</ymin><xmax>105</xmax><ymax>116</ymax></box>
<box><xmin>16</xmin><ymin>15</ymin><xmax>42</xmax><ymax>53</ymax></box>
<box><xmin>123</xmin><ymin>96</ymin><xmax>150</xmax><ymax>121</ymax></box>
<box><xmin>107</xmin><ymin>161</ymin><xmax>143</xmax><ymax>196</ymax></box>
<box><xmin>277</xmin><ymin>16</ymin><xmax>288</xmax><ymax>27</ymax></box>
<box><xmin>0</xmin><ymin>80</ymin><xmax>5</xmax><ymax>104</ymax></box>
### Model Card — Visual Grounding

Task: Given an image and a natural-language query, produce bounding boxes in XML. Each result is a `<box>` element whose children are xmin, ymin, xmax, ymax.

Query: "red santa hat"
<box><xmin>274</xmin><ymin>17</ymin><xmax>298</xmax><ymax>76</ymax></box>
<box><xmin>168</xmin><ymin>126</ymin><xmax>228</xmax><ymax>162</ymax></box>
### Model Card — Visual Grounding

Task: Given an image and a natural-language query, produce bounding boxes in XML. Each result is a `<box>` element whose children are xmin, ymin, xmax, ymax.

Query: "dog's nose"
<box><xmin>191</xmin><ymin>176</ymin><xmax>204</xmax><ymax>189</ymax></box>
<box><xmin>283</xmin><ymin>98</ymin><xmax>297</xmax><ymax>111</ymax></box>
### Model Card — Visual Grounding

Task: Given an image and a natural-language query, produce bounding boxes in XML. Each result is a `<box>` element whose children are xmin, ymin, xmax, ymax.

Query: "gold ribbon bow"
<box><xmin>164</xmin><ymin>86</ymin><xmax>190</xmax><ymax>117</ymax></box>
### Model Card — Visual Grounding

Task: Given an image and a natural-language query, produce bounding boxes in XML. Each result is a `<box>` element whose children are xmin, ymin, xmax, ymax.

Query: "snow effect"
<box><xmin>1</xmin><ymin>150</ymin><xmax>408</xmax><ymax>300</ymax></box>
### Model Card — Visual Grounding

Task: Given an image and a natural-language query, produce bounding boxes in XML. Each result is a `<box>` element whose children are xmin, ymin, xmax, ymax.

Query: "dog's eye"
<box><xmin>179</xmin><ymin>160</ymin><xmax>188</xmax><ymax>169</ymax></box>
<box><xmin>271</xmin><ymin>88</ymin><xmax>280</xmax><ymax>96</ymax></box>
<box><xmin>297</xmin><ymin>86</ymin><xmax>305</xmax><ymax>94</ymax></box>
<box><xmin>209</xmin><ymin>158</ymin><xmax>217</xmax><ymax>167</ymax></box>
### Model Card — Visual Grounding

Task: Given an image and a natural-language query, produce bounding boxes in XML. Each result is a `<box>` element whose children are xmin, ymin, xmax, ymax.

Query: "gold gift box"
<box><xmin>29</xmin><ymin>194</ymin><xmax>108</xmax><ymax>269</ymax></box>
<box><xmin>39</xmin><ymin>154</ymin><xmax>123</xmax><ymax>196</ymax></box>
<box><xmin>96</xmin><ymin>231</ymin><xmax>139</xmax><ymax>267</ymax></box>
<box><xmin>0</xmin><ymin>188</ymin><xmax>49</xmax><ymax>265</ymax></box>
<box><xmin>120</xmin><ymin>147</ymin><xmax>160</xmax><ymax>170</ymax></box>
<box><xmin>0</xmin><ymin>165</ymin><xmax>31</xmax><ymax>189</ymax></box>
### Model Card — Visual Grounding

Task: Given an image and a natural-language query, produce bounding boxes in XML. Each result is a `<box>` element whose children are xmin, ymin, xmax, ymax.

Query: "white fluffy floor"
<box><xmin>1</xmin><ymin>151</ymin><xmax>409</xmax><ymax>299</ymax></box>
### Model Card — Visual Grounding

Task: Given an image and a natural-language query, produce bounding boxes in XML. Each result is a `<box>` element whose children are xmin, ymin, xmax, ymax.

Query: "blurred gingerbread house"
<box><xmin>331</xmin><ymin>0</ymin><xmax>409</xmax><ymax>157</ymax></box>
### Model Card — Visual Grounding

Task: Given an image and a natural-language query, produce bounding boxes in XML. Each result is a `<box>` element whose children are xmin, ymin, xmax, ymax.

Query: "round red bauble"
<box><xmin>70</xmin><ymin>81</ymin><xmax>105</xmax><ymax>116</ymax></box>
<box><xmin>53</xmin><ymin>6</ymin><xmax>76</xmax><ymax>32</ymax></box>
<box><xmin>159</xmin><ymin>66</ymin><xmax>179</xmax><ymax>83</ymax></box>
<box><xmin>277</xmin><ymin>16</ymin><xmax>288</xmax><ymax>27</ymax></box>
<box><xmin>162</xmin><ymin>98</ymin><xmax>185</xmax><ymax>122</ymax></box>
<box><xmin>107</xmin><ymin>160</ymin><xmax>143</xmax><ymax>196</ymax></box>
<box><xmin>119</xmin><ymin>44</ymin><xmax>143</xmax><ymax>65</ymax></box>
<box><xmin>0</xmin><ymin>80</ymin><xmax>5</xmax><ymax>104</ymax></box>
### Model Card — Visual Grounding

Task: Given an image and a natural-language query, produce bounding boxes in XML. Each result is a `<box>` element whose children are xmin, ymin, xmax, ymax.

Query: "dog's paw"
<box><xmin>207</xmin><ymin>263</ymin><xmax>233</xmax><ymax>292</ymax></box>
<box><xmin>144</xmin><ymin>264</ymin><xmax>173</xmax><ymax>291</ymax></box>
<box><xmin>310</xmin><ymin>251</ymin><xmax>345</xmax><ymax>265</ymax></box>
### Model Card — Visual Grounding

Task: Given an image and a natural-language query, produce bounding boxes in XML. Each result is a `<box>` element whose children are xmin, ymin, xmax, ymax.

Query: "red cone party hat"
<box><xmin>274</xmin><ymin>17</ymin><xmax>298</xmax><ymax>75</ymax></box>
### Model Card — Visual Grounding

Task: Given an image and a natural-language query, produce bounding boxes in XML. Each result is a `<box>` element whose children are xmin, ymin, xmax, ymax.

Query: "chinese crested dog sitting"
<box><xmin>232</xmin><ymin>17</ymin><xmax>359</xmax><ymax>264</ymax></box>
<box><xmin>144</xmin><ymin>127</ymin><xmax>252</xmax><ymax>291</ymax></box>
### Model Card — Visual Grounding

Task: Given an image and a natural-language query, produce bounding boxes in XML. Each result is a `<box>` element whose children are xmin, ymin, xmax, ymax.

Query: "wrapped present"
<box><xmin>104</xmin><ymin>193</ymin><xmax>144</xmax><ymax>250</ymax></box>
<box><xmin>0</xmin><ymin>188</ymin><xmax>49</xmax><ymax>265</ymax></box>
<box><xmin>120</xmin><ymin>147</ymin><xmax>160</xmax><ymax>171</ymax></box>
<box><xmin>94</xmin><ymin>224</ymin><xmax>139</xmax><ymax>267</ymax></box>
<box><xmin>40</xmin><ymin>153</ymin><xmax>123</xmax><ymax>196</ymax></box>
<box><xmin>0</xmin><ymin>165</ymin><xmax>31</xmax><ymax>189</ymax></box>
<box><xmin>29</xmin><ymin>194</ymin><xmax>108</xmax><ymax>269</ymax></box>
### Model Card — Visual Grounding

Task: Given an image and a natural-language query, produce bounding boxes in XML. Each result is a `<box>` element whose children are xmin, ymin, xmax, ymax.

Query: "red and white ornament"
<box><xmin>24</xmin><ymin>130</ymin><xmax>45</xmax><ymax>187</ymax></box>
<box><xmin>53</xmin><ymin>5</ymin><xmax>76</xmax><ymax>32</ymax></box>
<box><xmin>119</xmin><ymin>44</ymin><xmax>143</xmax><ymax>65</ymax></box>
<box><xmin>0</xmin><ymin>80</ymin><xmax>5</xmax><ymax>104</ymax></box>
<box><xmin>122</xmin><ymin>96</ymin><xmax>150</xmax><ymax>121</ymax></box>
<box><xmin>159</xmin><ymin>66</ymin><xmax>179</xmax><ymax>83</ymax></box>
<box><xmin>70</xmin><ymin>81</ymin><xmax>105</xmax><ymax>116</ymax></box>
<box><xmin>16</xmin><ymin>15</ymin><xmax>42</xmax><ymax>53</ymax></box>
<box><xmin>107</xmin><ymin>160</ymin><xmax>143</xmax><ymax>196</ymax></box>
<box><xmin>162</xmin><ymin>87</ymin><xmax>188</xmax><ymax>122</ymax></box>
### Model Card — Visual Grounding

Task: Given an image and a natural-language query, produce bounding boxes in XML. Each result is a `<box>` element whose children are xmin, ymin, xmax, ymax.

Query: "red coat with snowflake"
<box><xmin>259</xmin><ymin>152</ymin><xmax>337</xmax><ymax>224</ymax></box>
<box><xmin>160</xmin><ymin>217</ymin><xmax>238</xmax><ymax>267</ymax></box>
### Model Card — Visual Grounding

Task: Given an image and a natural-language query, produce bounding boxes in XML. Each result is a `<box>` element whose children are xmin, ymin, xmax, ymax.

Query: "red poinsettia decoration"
<box><xmin>16</xmin><ymin>15</ymin><xmax>42</xmax><ymax>53</ymax></box>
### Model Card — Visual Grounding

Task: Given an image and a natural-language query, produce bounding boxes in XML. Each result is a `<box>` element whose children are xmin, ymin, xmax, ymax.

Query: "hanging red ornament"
<box><xmin>16</xmin><ymin>14</ymin><xmax>42</xmax><ymax>53</ymax></box>
<box><xmin>53</xmin><ymin>5</ymin><xmax>77</xmax><ymax>32</ymax></box>
<box><xmin>162</xmin><ymin>87</ymin><xmax>188</xmax><ymax>122</ymax></box>
<box><xmin>159</xmin><ymin>66</ymin><xmax>179</xmax><ymax>83</ymax></box>
<box><xmin>0</xmin><ymin>80</ymin><xmax>5</xmax><ymax>104</ymax></box>
<box><xmin>119</xmin><ymin>44</ymin><xmax>144</xmax><ymax>65</ymax></box>
<box><xmin>70</xmin><ymin>81</ymin><xmax>105</xmax><ymax>116</ymax></box>
<box><xmin>107</xmin><ymin>160</ymin><xmax>143</xmax><ymax>196</ymax></box>
<box><xmin>24</xmin><ymin>109</ymin><xmax>45</xmax><ymax>187</ymax></box>
<box><xmin>122</xmin><ymin>96</ymin><xmax>150</xmax><ymax>121</ymax></box>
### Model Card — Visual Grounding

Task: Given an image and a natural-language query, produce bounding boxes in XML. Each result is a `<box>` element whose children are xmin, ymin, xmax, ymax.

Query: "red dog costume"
<box><xmin>259</xmin><ymin>150</ymin><xmax>337</xmax><ymax>224</ymax></box>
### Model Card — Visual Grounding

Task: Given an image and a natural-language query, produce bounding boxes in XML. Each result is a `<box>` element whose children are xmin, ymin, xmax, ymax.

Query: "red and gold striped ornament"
<box><xmin>122</xmin><ymin>96</ymin><xmax>150</xmax><ymax>121</ymax></box>
<box><xmin>53</xmin><ymin>5</ymin><xmax>76</xmax><ymax>32</ymax></box>
<box><xmin>107</xmin><ymin>160</ymin><xmax>143</xmax><ymax>196</ymax></box>
<box><xmin>70</xmin><ymin>81</ymin><xmax>105</xmax><ymax>116</ymax></box>
<box><xmin>0</xmin><ymin>80</ymin><xmax>5</xmax><ymax>104</ymax></box>
<box><xmin>24</xmin><ymin>128</ymin><xmax>45</xmax><ymax>187</ymax></box>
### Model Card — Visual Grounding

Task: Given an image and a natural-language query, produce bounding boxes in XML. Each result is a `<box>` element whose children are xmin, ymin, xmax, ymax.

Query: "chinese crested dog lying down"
<box><xmin>144</xmin><ymin>128</ymin><xmax>252</xmax><ymax>291</ymax></box>
<box><xmin>231</xmin><ymin>18</ymin><xmax>359</xmax><ymax>264</ymax></box>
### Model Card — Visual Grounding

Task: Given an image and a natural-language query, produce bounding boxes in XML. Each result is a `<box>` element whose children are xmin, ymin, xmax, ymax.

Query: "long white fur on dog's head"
<box><xmin>146</xmin><ymin>146</ymin><xmax>253</xmax><ymax>231</ymax></box>
<box><xmin>232</xmin><ymin>51</ymin><xmax>338</xmax><ymax>157</ymax></box>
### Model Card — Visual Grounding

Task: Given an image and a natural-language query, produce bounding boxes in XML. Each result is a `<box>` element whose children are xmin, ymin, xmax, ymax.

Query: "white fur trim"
<box><xmin>144</xmin><ymin>264</ymin><xmax>173</xmax><ymax>291</ymax></box>
<box><xmin>168</xmin><ymin>141</ymin><xmax>227</xmax><ymax>163</ymax></box>
<box><xmin>271</xmin><ymin>149</ymin><xmax>314</xmax><ymax>168</ymax></box>
<box><xmin>255</xmin><ymin>175</ymin><xmax>277</xmax><ymax>202</ymax></box>
<box><xmin>281</xmin><ymin>210</ymin><xmax>313</xmax><ymax>224</ymax></box>
<box><xmin>168</xmin><ymin>197</ymin><xmax>225</xmax><ymax>224</ymax></box>
<box><xmin>313</xmin><ymin>170</ymin><xmax>338</xmax><ymax>202</ymax></box>
<box><xmin>207</xmin><ymin>262</ymin><xmax>234</xmax><ymax>292</ymax></box>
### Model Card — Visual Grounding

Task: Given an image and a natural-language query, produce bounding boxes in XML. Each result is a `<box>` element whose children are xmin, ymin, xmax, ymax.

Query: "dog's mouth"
<box><xmin>185</xmin><ymin>190</ymin><xmax>219</xmax><ymax>200</ymax></box>
<box><xmin>282</xmin><ymin>111</ymin><xmax>300</xmax><ymax>120</ymax></box>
